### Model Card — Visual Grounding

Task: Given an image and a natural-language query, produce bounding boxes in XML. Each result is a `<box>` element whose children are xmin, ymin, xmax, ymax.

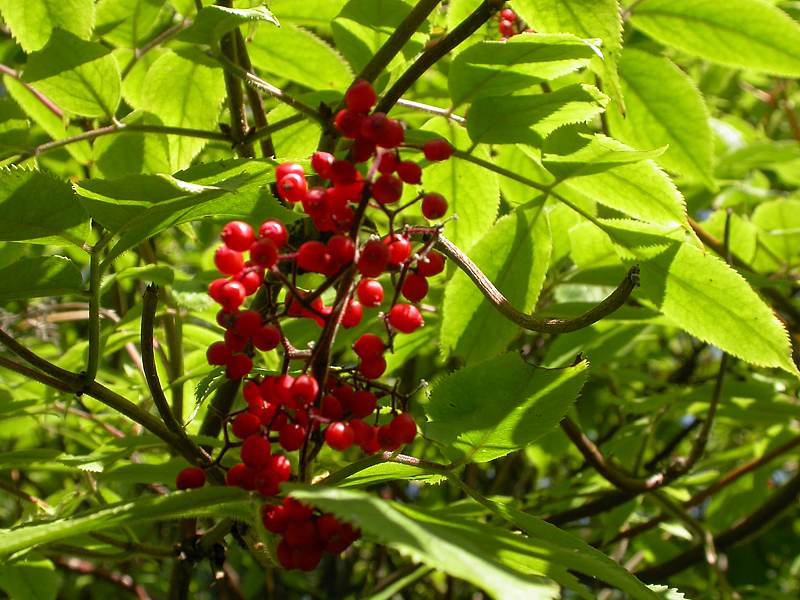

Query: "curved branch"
<box><xmin>428</xmin><ymin>233</ymin><xmax>640</xmax><ymax>333</ymax></box>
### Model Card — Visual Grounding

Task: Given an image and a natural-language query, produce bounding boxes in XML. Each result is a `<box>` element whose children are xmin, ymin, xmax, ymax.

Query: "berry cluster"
<box><xmin>177</xmin><ymin>78</ymin><xmax>456</xmax><ymax>569</ymax></box>
<box><xmin>497</xmin><ymin>7</ymin><xmax>526</xmax><ymax>39</ymax></box>
<box><xmin>263</xmin><ymin>498</ymin><xmax>360</xmax><ymax>571</ymax></box>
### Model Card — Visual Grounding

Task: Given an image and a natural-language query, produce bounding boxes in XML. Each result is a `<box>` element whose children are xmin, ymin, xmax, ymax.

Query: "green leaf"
<box><xmin>448</xmin><ymin>34</ymin><xmax>598</xmax><ymax>107</ymax></box>
<box><xmin>0</xmin><ymin>0</ymin><xmax>94</xmax><ymax>52</ymax></box>
<box><xmin>248</xmin><ymin>23</ymin><xmax>353</xmax><ymax>91</ymax></box>
<box><xmin>466</xmin><ymin>84</ymin><xmax>608</xmax><ymax>145</ymax></box>
<box><xmin>266</xmin><ymin>0</ymin><xmax>347</xmax><ymax>30</ymax></box>
<box><xmin>0</xmin><ymin>168</ymin><xmax>89</xmax><ymax>245</ymax></box>
<box><xmin>752</xmin><ymin>199</ymin><xmax>800</xmax><ymax>267</ymax></box>
<box><xmin>0</xmin><ymin>555</ymin><xmax>58</xmax><ymax>600</ymax></box>
<box><xmin>424</xmin><ymin>354</ymin><xmax>589</xmax><ymax>463</ymax></box>
<box><xmin>180</xmin><ymin>4</ymin><xmax>279</xmax><ymax>45</ymax></box>
<box><xmin>337</xmin><ymin>462</ymin><xmax>446</xmax><ymax>488</ymax></box>
<box><xmin>95</xmin><ymin>0</ymin><xmax>166</xmax><ymax>48</ymax></box>
<box><xmin>92</xmin><ymin>110</ymin><xmax>172</xmax><ymax>178</ymax></box>
<box><xmin>21</xmin><ymin>30</ymin><xmax>121</xmax><ymax>118</ymax></box>
<box><xmin>287</xmin><ymin>485</ymin><xmax>562</xmax><ymax>600</ymax></box>
<box><xmin>441</xmin><ymin>203</ymin><xmax>551</xmax><ymax>363</ymax></box>
<box><xmin>0</xmin><ymin>256</ymin><xmax>83</xmax><ymax>302</ymax></box>
<box><xmin>634</xmin><ymin>241</ymin><xmax>798</xmax><ymax>375</ymax></box>
<box><xmin>141</xmin><ymin>48</ymin><xmax>227</xmax><ymax>171</ymax></box>
<box><xmin>608</xmin><ymin>49</ymin><xmax>714</xmax><ymax>186</ymax></box>
<box><xmin>629</xmin><ymin>0</ymin><xmax>800</xmax><ymax>77</ymax></box>
<box><xmin>421</xmin><ymin>119</ymin><xmax>499</xmax><ymax>251</ymax></box>
<box><xmin>0</xmin><ymin>487</ymin><xmax>252</xmax><ymax>556</ymax></box>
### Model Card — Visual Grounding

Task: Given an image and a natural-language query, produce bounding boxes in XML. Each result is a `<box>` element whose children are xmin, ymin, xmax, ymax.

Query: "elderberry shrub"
<box><xmin>179</xmin><ymin>80</ymin><xmax>457</xmax><ymax>571</ymax></box>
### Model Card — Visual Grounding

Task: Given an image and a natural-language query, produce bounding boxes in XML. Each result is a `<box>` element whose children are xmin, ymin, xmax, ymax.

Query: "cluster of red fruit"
<box><xmin>176</xmin><ymin>78</ymin><xmax>456</xmax><ymax>569</ymax></box>
<box><xmin>498</xmin><ymin>7</ymin><xmax>520</xmax><ymax>38</ymax></box>
<box><xmin>263</xmin><ymin>498</ymin><xmax>360</xmax><ymax>571</ymax></box>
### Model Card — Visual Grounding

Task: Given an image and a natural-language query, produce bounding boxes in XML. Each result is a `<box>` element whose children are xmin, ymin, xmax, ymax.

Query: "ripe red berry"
<box><xmin>351</xmin><ymin>137</ymin><xmax>376</xmax><ymax>163</ymax></box>
<box><xmin>321</xmin><ymin>394</ymin><xmax>344</xmax><ymax>420</ymax></box>
<box><xmin>349</xmin><ymin>390</ymin><xmax>377</xmax><ymax>419</ymax></box>
<box><xmin>250</xmin><ymin>238</ymin><xmax>279</xmax><ymax>268</ymax></box>
<box><xmin>330</xmin><ymin>159</ymin><xmax>358</xmax><ymax>185</ymax></box>
<box><xmin>377</xmin><ymin>151</ymin><xmax>398</xmax><ymax>174</ymax></box>
<box><xmin>241</xmin><ymin>434</ymin><xmax>271</xmax><ymax>468</ymax></box>
<box><xmin>268</xmin><ymin>454</ymin><xmax>292</xmax><ymax>482</ymax></box>
<box><xmin>254</xmin><ymin>469</ymin><xmax>280</xmax><ymax>497</ymax></box>
<box><xmin>371</xmin><ymin>174</ymin><xmax>403</xmax><ymax>204</ymax></box>
<box><xmin>284</xmin><ymin>497</ymin><xmax>314</xmax><ymax>521</ymax></box>
<box><xmin>327</xmin><ymin>235</ymin><xmax>356</xmax><ymax>265</ymax></box>
<box><xmin>206</xmin><ymin>341</ymin><xmax>230</xmax><ymax>366</ymax></box>
<box><xmin>218</xmin><ymin>281</ymin><xmax>247</xmax><ymax>311</ymax></box>
<box><xmin>238</xmin><ymin>267</ymin><xmax>263</xmax><ymax>295</ymax></box>
<box><xmin>214</xmin><ymin>245</ymin><xmax>244</xmax><ymax>275</ymax></box>
<box><xmin>357</xmin><ymin>279</ymin><xmax>384</xmax><ymax>307</ymax></box>
<box><xmin>401</xmin><ymin>273</ymin><xmax>429</xmax><ymax>302</ymax></box>
<box><xmin>334</xmin><ymin>109</ymin><xmax>366</xmax><ymax>139</ymax></box>
<box><xmin>243</xmin><ymin>380</ymin><xmax>263</xmax><ymax>406</ymax></box>
<box><xmin>416</xmin><ymin>251</ymin><xmax>446</xmax><ymax>277</ymax></box>
<box><xmin>226</xmin><ymin>462</ymin><xmax>248</xmax><ymax>487</ymax></box>
<box><xmin>377</xmin><ymin>423</ymin><xmax>402</xmax><ymax>450</ymax></box>
<box><xmin>500</xmin><ymin>8</ymin><xmax>516</xmax><ymax>21</ymax></box>
<box><xmin>176</xmin><ymin>466</ymin><xmax>205</xmax><ymax>490</ymax></box>
<box><xmin>342</xmin><ymin>300</ymin><xmax>363</xmax><ymax>328</ymax></box>
<box><xmin>311</xmin><ymin>151</ymin><xmax>335</xmax><ymax>179</ymax></box>
<box><xmin>390</xmin><ymin>413</ymin><xmax>417</xmax><ymax>444</ymax></box>
<box><xmin>396</xmin><ymin>161</ymin><xmax>422</xmax><ymax>184</ymax></box>
<box><xmin>253</xmin><ymin>324</ymin><xmax>281</xmax><ymax>351</ymax></box>
<box><xmin>224</xmin><ymin>329</ymin><xmax>248</xmax><ymax>353</ymax></box>
<box><xmin>234</xmin><ymin>310</ymin><xmax>262</xmax><ymax>337</ymax></box>
<box><xmin>277</xmin><ymin>173</ymin><xmax>308</xmax><ymax>203</ymax></box>
<box><xmin>262</xmin><ymin>504</ymin><xmax>288</xmax><ymax>533</ymax></box>
<box><xmin>384</xmin><ymin>234</ymin><xmax>411</xmax><ymax>265</ymax></box>
<box><xmin>232</xmin><ymin>411</ymin><xmax>262</xmax><ymax>439</ymax></box>
<box><xmin>279</xmin><ymin>423</ymin><xmax>306</xmax><ymax>451</ymax></box>
<box><xmin>499</xmin><ymin>18</ymin><xmax>515</xmax><ymax>37</ymax></box>
<box><xmin>315</xmin><ymin>514</ymin><xmax>342</xmax><ymax>541</ymax></box>
<box><xmin>226</xmin><ymin>353</ymin><xmax>253</xmax><ymax>379</ymax></box>
<box><xmin>387</xmin><ymin>303</ymin><xmax>424</xmax><ymax>333</ymax></box>
<box><xmin>421</xmin><ymin>192</ymin><xmax>448</xmax><ymax>220</ymax></box>
<box><xmin>358</xmin><ymin>239</ymin><xmax>389</xmax><ymax>277</ymax></box>
<box><xmin>276</xmin><ymin>539</ymin><xmax>296</xmax><ymax>569</ymax></box>
<box><xmin>295</xmin><ymin>545</ymin><xmax>323</xmax><ymax>571</ymax></box>
<box><xmin>221</xmin><ymin>221</ymin><xmax>255</xmax><ymax>251</ymax></box>
<box><xmin>423</xmin><ymin>139</ymin><xmax>454</xmax><ymax>161</ymax></box>
<box><xmin>297</xmin><ymin>241</ymin><xmax>332</xmax><ymax>274</ymax></box>
<box><xmin>359</xmin><ymin>355</ymin><xmax>387</xmax><ymax>379</ymax></box>
<box><xmin>259</xmin><ymin>219</ymin><xmax>288</xmax><ymax>248</ymax></box>
<box><xmin>345</xmin><ymin>79</ymin><xmax>377</xmax><ymax>112</ymax></box>
<box><xmin>325</xmin><ymin>422</ymin><xmax>355</xmax><ymax>451</ymax></box>
<box><xmin>276</xmin><ymin>162</ymin><xmax>305</xmax><ymax>181</ymax></box>
<box><xmin>353</xmin><ymin>333</ymin><xmax>385</xmax><ymax>359</ymax></box>
<box><xmin>290</xmin><ymin>375</ymin><xmax>319</xmax><ymax>407</ymax></box>
<box><xmin>208</xmin><ymin>278</ymin><xmax>228</xmax><ymax>302</ymax></box>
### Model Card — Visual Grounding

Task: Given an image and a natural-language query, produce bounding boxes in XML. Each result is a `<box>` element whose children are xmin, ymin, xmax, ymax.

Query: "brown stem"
<box><xmin>53</xmin><ymin>557</ymin><xmax>151</xmax><ymax>600</ymax></box>
<box><xmin>217</xmin><ymin>1</ymin><xmax>253</xmax><ymax>157</ymax></box>
<box><xmin>234</xmin><ymin>29</ymin><xmax>275</xmax><ymax>157</ymax></box>
<box><xmin>0</xmin><ymin>63</ymin><xmax>63</xmax><ymax>118</ymax></box>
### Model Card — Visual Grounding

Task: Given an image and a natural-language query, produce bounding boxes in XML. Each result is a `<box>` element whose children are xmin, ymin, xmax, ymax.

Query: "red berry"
<box><xmin>423</xmin><ymin>139</ymin><xmax>454</xmax><ymax>161</ymax></box>
<box><xmin>358</xmin><ymin>239</ymin><xmax>389</xmax><ymax>277</ymax></box>
<box><xmin>359</xmin><ymin>355</ymin><xmax>387</xmax><ymax>379</ymax></box>
<box><xmin>275</xmin><ymin>162</ymin><xmax>305</xmax><ymax>181</ymax></box>
<box><xmin>377</xmin><ymin>151</ymin><xmax>398</xmax><ymax>174</ymax></box>
<box><xmin>284</xmin><ymin>497</ymin><xmax>314</xmax><ymax>521</ymax></box>
<box><xmin>276</xmin><ymin>539</ymin><xmax>296</xmax><ymax>569</ymax></box>
<box><xmin>351</xmin><ymin>137</ymin><xmax>376</xmax><ymax>163</ymax></box>
<box><xmin>390</xmin><ymin>413</ymin><xmax>417</xmax><ymax>444</ymax></box>
<box><xmin>214</xmin><ymin>245</ymin><xmax>244</xmax><ymax>275</ymax></box>
<box><xmin>234</xmin><ymin>310</ymin><xmax>262</xmax><ymax>337</ymax></box>
<box><xmin>259</xmin><ymin>219</ymin><xmax>288</xmax><ymax>248</ymax></box>
<box><xmin>238</xmin><ymin>267</ymin><xmax>263</xmax><ymax>295</ymax></box>
<box><xmin>387</xmin><ymin>303</ymin><xmax>424</xmax><ymax>333</ymax></box>
<box><xmin>500</xmin><ymin>8</ymin><xmax>516</xmax><ymax>21</ymax></box>
<box><xmin>295</xmin><ymin>545</ymin><xmax>323</xmax><ymax>571</ymax></box>
<box><xmin>240</xmin><ymin>434</ymin><xmax>271</xmax><ymax>468</ymax></box>
<box><xmin>416</xmin><ymin>251</ymin><xmax>445</xmax><ymax>277</ymax></box>
<box><xmin>342</xmin><ymin>300</ymin><xmax>363</xmax><ymax>328</ymax></box>
<box><xmin>254</xmin><ymin>469</ymin><xmax>280</xmax><ymax>497</ymax></box>
<box><xmin>232</xmin><ymin>411</ymin><xmax>262</xmax><ymax>439</ymax></box>
<box><xmin>330</xmin><ymin>159</ymin><xmax>358</xmax><ymax>185</ymax></box>
<box><xmin>325</xmin><ymin>422</ymin><xmax>355</xmax><ymax>451</ymax></box>
<box><xmin>302</xmin><ymin>186</ymin><xmax>328</xmax><ymax>217</ymax></box>
<box><xmin>421</xmin><ymin>192</ymin><xmax>448</xmax><ymax>220</ymax></box>
<box><xmin>224</xmin><ymin>329</ymin><xmax>248</xmax><ymax>353</ymax></box>
<box><xmin>279</xmin><ymin>423</ymin><xmax>306</xmax><ymax>451</ymax></box>
<box><xmin>378</xmin><ymin>423</ymin><xmax>402</xmax><ymax>450</ymax></box>
<box><xmin>353</xmin><ymin>333</ymin><xmax>384</xmax><ymax>359</ymax></box>
<box><xmin>396</xmin><ymin>161</ymin><xmax>422</xmax><ymax>184</ymax></box>
<box><xmin>297</xmin><ymin>241</ymin><xmax>332</xmax><ymax>274</ymax></box>
<box><xmin>226</xmin><ymin>353</ymin><xmax>253</xmax><ymax>379</ymax></box>
<box><xmin>290</xmin><ymin>375</ymin><xmax>319</xmax><ymax>407</ymax></box>
<box><xmin>327</xmin><ymin>235</ymin><xmax>356</xmax><ymax>265</ymax></box>
<box><xmin>218</xmin><ymin>281</ymin><xmax>247</xmax><ymax>311</ymax></box>
<box><xmin>334</xmin><ymin>109</ymin><xmax>366</xmax><ymax>139</ymax></box>
<box><xmin>350</xmin><ymin>419</ymin><xmax>374</xmax><ymax>445</ymax></box>
<box><xmin>250</xmin><ymin>238</ymin><xmax>279</xmax><ymax>268</ymax></box>
<box><xmin>176</xmin><ymin>466</ymin><xmax>205</xmax><ymax>490</ymax></box>
<box><xmin>311</xmin><ymin>151</ymin><xmax>335</xmax><ymax>179</ymax></box>
<box><xmin>315</xmin><ymin>514</ymin><xmax>342</xmax><ymax>541</ymax></box>
<box><xmin>268</xmin><ymin>454</ymin><xmax>292</xmax><ymax>481</ymax></box>
<box><xmin>384</xmin><ymin>234</ymin><xmax>411</xmax><ymax>265</ymax></box>
<box><xmin>357</xmin><ymin>279</ymin><xmax>384</xmax><ymax>307</ymax></box>
<box><xmin>268</xmin><ymin>374</ymin><xmax>295</xmax><ymax>405</ymax></box>
<box><xmin>349</xmin><ymin>390</ymin><xmax>377</xmax><ymax>419</ymax></box>
<box><xmin>206</xmin><ymin>341</ymin><xmax>230</xmax><ymax>366</ymax></box>
<box><xmin>345</xmin><ymin>79</ymin><xmax>377</xmax><ymax>112</ymax></box>
<box><xmin>262</xmin><ymin>504</ymin><xmax>288</xmax><ymax>533</ymax></box>
<box><xmin>371</xmin><ymin>174</ymin><xmax>403</xmax><ymax>204</ymax></box>
<box><xmin>377</xmin><ymin>118</ymin><xmax>404</xmax><ymax>148</ymax></box>
<box><xmin>226</xmin><ymin>462</ymin><xmax>248</xmax><ymax>487</ymax></box>
<box><xmin>401</xmin><ymin>273</ymin><xmax>429</xmax><ymax>302</ymax></box>
<box><xmin>499</xmin><ymin>18</ymin><xmax>515</xmax><ymax>37</ymax></box>
<box><xmin>277</xmin><ymin>173</ymin><xmax>308</xmax><ymax>203</ymax></box>
<box><xmin>221</xmin><ymin>221</ymin><xmax>255</xmax><ymax>252</ymax></box>
<box><xmin>208</xmin><ymin>278</ymin><xmax>228</xmax><ymax>302</ymax></box>
<box><xmin>243</xmin><ymin>380</ymin><xmax>263</xmax><ymax>406</ymax></box>
<box><xmin>253</xmin><ymin>324</ymin><xmax>281</xmax><ymax>351</ymax></box>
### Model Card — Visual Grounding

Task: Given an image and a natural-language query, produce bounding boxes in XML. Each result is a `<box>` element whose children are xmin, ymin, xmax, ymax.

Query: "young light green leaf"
<box><xmin>180</xmin><ymin>4</ymin><xmax>279</xmax><ymax>45</ymax></box>
<box><xmin>21</xmin><ymin>30</ymin><xmax>121</xmax><ymax>118</ymax></box>
<box><xmin>421</xmin><ymin>119</ymin><xmax>499</xmax><ymax>251</ymax></box>
<box><xmin>287</xmin><ymin>485</ymin><xmax>562</xmax><ymax>600</ymax></box>
<box><xmin>95</xmin><ymin>0</ymin><xmax>166</xmax><ymax>48</ymax></box>
<box><xmin>0</xmin><ymin>555</ymin><xmax>58</xmax><ymax>600</ymax></box>
<box><xmin>466</xmin><ymin>84</ymin><xmax>608</xmax><ymax>145</ymax></box>
<box><xmin>751</xmin><ymin>199</ymin><xmax>800</xmax><ymax>266</ymax></box>
<box><xmin>448</xmin><ymin>34</ymin><xmax>598</xmax><ymax>107</ymax></box>
<box><xmin>608</xmin><ymin>49</ymin><xmax>714</xmax><ymax>186</ymax></box>
<box><xmin>267</xmin><ymin>0</ymin><xmax>347</xmax><ymax>30</ymax></box>
<box><xmin>0</xmin><ymin>487</ymin><xmax>252</xmax><ymax>556</ymax></box>
<box><xmin>92</xmin><ymin>110</ymin><xmax>172</xmax><ymax>179</ymax></box>
<box><xmin>0</xmin><ymin>257</ymin><xmax>83</xmax><ymax>302</ymax></box>
<box><xmin>441</xmin><ymin>203</ymin><xmax>551</xmax><ymax>363</ymax></box>
<box><xmin>141</xmin><ymin>49</ymin><xmax>227</xmax><ymax>171</ymax></box>
<box><xmin>635</xmin><ymin>241</ymin><xmax>798</xmax><ymax>376</ymax></box>
<box><xmin>337</xmin><ymin>462</ymin><xmax>446</xmax><ymax>488</ymax></box>
<box><xmin>0</xmin><ymin>168</ymin><xmax>89</xmax><ymax>245</ymax></box>
<box><xmin>0</xmin><ymin>0</ymin><xmax>94</xmax><ymax>52</ymax></box>
<box><xmin>425</xmin><ymin>354</ymin><xmax>589</xmax><ymax>463</ymax></box>
<box><xmin>630</xmin><ymin>0</ymin><xmax>800</xmax><ymax>77</ymax></box>
<box><xmin>248</xmin><ymin>23</ymin><xmax>353</xmax><ymax>91</ymax></box>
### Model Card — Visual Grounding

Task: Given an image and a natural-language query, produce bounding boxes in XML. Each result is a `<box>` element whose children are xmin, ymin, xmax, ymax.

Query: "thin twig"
<box><xmin>0</xmin><ymin>63</ymin><xmax>63</xmax><ymax>118</ymax></box>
